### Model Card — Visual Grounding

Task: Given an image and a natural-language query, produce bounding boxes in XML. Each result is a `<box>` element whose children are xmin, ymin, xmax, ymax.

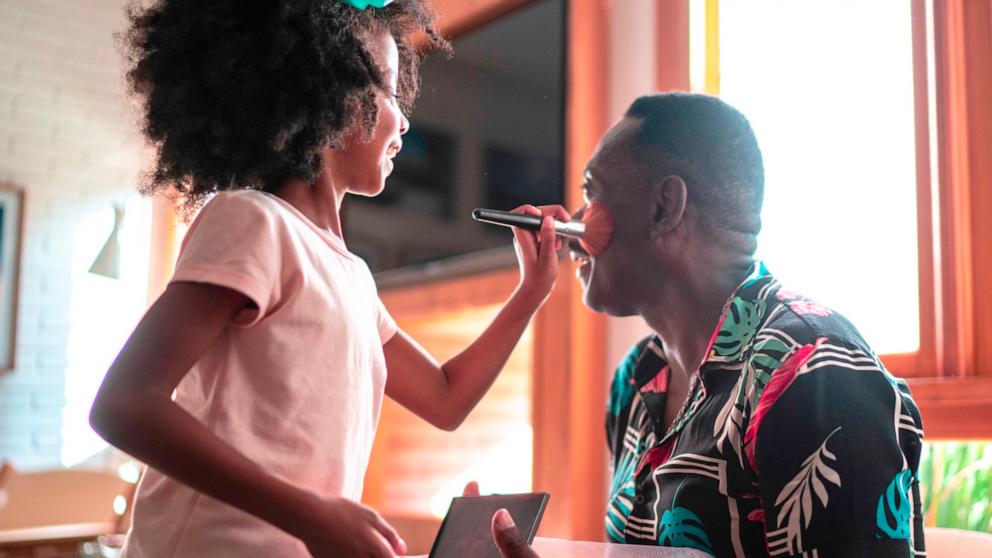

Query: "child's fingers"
<box><xmin>510</xmin><ymin>205</ymin><xmax>541</xmax><ymax>259</ymax></box>
<box><xmin>533</xmin><ymin>204</ymin><xmax>571</xmax><ymax>222</ymax></box>
<box><xmin>512</xmin><ymin>226</ymin><xmax>538</xmax><ymax>261</ymax></box>
<box><xmin>533</xmin><ymin>204</ymin><xmax>567</xmax><ymax>252</ymax></box>
<box><xmin>539</xmin><ymin>217</ymin><xmax>556</xmax><ymax>265</ymax></box>
<box><xmin>363</xmin><ymin>528</ymin><xmax>398</xmax><ymax>558</ymax></box>
<box><xmin>370</xmin><ymin>514</ymin><xmax>405</xmax><ymax>556</ymax></box>
<box><xmin>513</xmin><ymin>204</ymin><xmax>542</xmax><ymax>217</ymax></box>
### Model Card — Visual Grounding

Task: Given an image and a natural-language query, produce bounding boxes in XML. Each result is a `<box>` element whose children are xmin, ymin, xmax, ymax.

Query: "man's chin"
<box><xmin>582</xmin><ymin>284</ymin><xmax>638</xmax><ymax>317</ymax></box>
<box><xmin>581</xmin><ymin>284</ymin><xmax>608</xmax><ymax>314</ymax></box>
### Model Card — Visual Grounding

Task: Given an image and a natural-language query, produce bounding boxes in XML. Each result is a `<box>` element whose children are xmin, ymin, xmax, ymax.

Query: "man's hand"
<box><xmin>491</xmin><ymin>509</ymin><xmax>540</xmax><ymax>558</ymax></box>
<box><xmin>461</xmin><ymin>482</ymin><xmax>541</xmax><ymax>558</ymax></box>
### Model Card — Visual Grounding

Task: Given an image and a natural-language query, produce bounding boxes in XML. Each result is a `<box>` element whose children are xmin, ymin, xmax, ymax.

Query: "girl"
<box><xmin>89</xmin><ymin>1</ymin><xmax>568</xmax><ymax>557</ymax></box>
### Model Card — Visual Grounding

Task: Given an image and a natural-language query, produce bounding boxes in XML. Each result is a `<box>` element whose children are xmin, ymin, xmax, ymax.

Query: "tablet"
<box><xmin>428</xmin><ymin>492</ymin><xmax>550</xmax><ymax>558</ymax></box>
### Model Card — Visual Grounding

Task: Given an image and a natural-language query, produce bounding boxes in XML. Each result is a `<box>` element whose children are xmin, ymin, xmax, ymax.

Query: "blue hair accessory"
<box><xmin>336</xmin><ymin>0</ymin><xmax>394</xmax><ymax>10</ymax></box>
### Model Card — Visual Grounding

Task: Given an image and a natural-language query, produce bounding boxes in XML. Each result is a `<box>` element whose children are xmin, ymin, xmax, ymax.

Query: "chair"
<box><xmin>925</xmin><ymin>527</ymin><xmax>992</xmax><ymax>558</ymax></box>
<box><xmin>0</xmin><ymin>462</ymin><xmax>135</xmax><ymax>555</ymax></box>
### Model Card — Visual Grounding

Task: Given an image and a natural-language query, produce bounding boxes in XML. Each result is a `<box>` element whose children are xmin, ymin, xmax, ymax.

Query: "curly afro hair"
<box><xmin>123</xmin><ymin>0</ymin><xmax>448</xmax><ymax>214</ymax></box>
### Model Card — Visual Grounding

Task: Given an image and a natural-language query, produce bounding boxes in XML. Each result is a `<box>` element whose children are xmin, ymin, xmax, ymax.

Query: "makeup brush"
<box><xmin>471</xmin><ymin>200</ymin><xmax>614</xmax><ymax>256</ymax></box>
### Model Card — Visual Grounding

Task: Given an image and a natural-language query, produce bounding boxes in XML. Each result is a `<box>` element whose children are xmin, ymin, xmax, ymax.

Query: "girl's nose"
<box><xmin>400</xmin><ymin>113</ymin><xmax>410</xmax><ymax>135</ymax></box>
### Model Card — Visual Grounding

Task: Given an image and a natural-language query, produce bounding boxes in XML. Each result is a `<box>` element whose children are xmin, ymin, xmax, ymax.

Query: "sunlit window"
<box><xmin>716</xmin><ymin>1</ymin><xmax>921</xmax><ymax>355</ymax></box>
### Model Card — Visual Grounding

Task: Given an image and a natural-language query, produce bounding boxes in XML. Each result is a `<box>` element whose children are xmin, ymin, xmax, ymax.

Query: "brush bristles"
<box><xmin>578</xmin><ymin>200</ymin><xmax>614</xmax><ymax>256</ymax></box>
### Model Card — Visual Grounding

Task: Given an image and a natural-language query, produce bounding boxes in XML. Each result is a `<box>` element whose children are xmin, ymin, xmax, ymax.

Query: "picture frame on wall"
<box><xmin>0</xmin><ymin>184</ymin><xmax>24</xmax><ymax>374</ymax></box>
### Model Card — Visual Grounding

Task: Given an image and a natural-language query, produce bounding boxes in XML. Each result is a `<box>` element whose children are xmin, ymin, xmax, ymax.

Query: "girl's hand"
<box><xmin>296</xmin><ymin>496</ymin><xmax>406</xmax><ymax>558</ymax></box>
<box><xmin>510</xmin><ymin>204</ymin><xmax>570</xmax><ymax>306</ymax></box>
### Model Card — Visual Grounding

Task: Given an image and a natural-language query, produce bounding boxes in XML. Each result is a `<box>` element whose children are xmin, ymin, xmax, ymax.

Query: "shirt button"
<box><xmin>635</xmin><ymin>494</ymin><xmax>646</xmax><ymax>505</ymax></box>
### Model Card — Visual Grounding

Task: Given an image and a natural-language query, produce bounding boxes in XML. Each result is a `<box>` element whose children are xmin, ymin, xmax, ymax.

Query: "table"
<box><xmin>410</xmin><ymin>537</ymin><xmax>713</xmax><ymax>557</ymax></box>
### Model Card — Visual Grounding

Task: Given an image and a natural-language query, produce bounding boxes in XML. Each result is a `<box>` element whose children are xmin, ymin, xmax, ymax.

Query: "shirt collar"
<box><xmin>630</xmin><ymin>261</ymin><xmax>774</xmax><ymax>439</ymax></box>
<box><xmin>706</xmin><ymin>260</ymin><xmax>773</xmax><ymax>365</ymax></box>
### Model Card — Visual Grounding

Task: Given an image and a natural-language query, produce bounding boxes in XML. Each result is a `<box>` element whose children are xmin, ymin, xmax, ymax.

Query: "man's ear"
<box><xmin>650</xmin><ymin>175</ymin><xmax>688</xmax><ymax>239</ymax></box>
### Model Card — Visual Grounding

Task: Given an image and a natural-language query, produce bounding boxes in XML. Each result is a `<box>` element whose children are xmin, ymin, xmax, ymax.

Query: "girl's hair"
<box><xmin>123</xmin><ymin>0</ymin><xmax>448</xmax><ymax>214</ymax></box>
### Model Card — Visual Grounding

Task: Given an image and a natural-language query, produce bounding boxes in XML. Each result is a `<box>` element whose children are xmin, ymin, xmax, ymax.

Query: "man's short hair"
<box><xmin>625</xmin><ymin>93</ymin><xmax>764</xmax><ymax>238</ymax></box>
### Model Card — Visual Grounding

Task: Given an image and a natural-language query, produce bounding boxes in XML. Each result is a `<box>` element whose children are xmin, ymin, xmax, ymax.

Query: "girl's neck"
<box><xmin>273</xmin><ymin>171</ymin><xmax>346</xmax><ymax>240</ymax></box>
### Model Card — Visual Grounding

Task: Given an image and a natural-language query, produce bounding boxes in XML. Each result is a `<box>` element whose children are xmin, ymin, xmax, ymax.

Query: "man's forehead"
<box><xmin>586</xmin><ymin>117</ymin><xmax>644</xmax><ymax>179</ymax></box>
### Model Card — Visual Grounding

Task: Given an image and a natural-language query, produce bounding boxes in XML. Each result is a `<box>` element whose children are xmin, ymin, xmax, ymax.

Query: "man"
<box><xmin>487</xmin><ymin>93</ymin><xmax>925</xmax><ymax>557</ymax></box>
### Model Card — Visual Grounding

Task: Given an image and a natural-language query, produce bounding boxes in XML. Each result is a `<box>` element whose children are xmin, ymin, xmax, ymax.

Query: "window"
<box><xmin>720</xmin><ymin>1</ymin><xmax>921</xmax><ymax>355</ymax></box>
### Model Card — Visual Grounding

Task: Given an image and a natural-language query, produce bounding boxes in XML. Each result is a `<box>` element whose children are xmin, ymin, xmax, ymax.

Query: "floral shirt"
<box><xmin>605</xmin><ymin>263</ymin><xmax>925</xmax><ymax>558</ymax></box>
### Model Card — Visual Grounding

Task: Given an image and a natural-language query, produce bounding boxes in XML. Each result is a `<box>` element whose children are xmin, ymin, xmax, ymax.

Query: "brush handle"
<box><xmin>472</xmin><ymin>208</ymin><xmax>585</xmax><ymax>238</ymax></box>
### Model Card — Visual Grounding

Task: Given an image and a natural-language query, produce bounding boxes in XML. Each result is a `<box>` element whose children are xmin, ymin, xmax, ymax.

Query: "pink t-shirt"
<box><xmin>122</xmin><ymin>190</ymin><xmax>397</xmax><ymax>558</ymax></box>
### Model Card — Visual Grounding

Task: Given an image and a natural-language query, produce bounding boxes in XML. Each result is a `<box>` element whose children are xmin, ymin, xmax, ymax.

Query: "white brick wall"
<box><xmin>0</xmin><ymin>0</ymin><xmax>147</xmax><ymax>470</ymax></box>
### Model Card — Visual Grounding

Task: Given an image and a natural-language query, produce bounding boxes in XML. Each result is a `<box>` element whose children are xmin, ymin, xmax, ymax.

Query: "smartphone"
<box><xmin>428</xmin><ymin>492</ymin><xmax>550</xmax><ymax>558</ymax></box>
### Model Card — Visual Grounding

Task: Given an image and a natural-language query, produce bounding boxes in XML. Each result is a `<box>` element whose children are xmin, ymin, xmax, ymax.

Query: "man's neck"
<box><xmin>640</xmin><ymin>255</ymin><xmax>755</xmax><ymax>381</ymax></box>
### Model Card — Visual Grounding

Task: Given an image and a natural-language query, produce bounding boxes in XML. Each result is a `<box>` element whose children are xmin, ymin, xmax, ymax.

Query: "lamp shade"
<box><xmin>89</xmin><ymin>205</ymin><xmax>124</xmax><ymax>279</ymax></box>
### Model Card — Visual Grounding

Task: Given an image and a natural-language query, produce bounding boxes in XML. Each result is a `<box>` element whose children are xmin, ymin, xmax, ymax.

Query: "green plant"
<box><xmin>917</xmin><ymin>441</ymin><xmax>992</xmax><ymax>533</ymax></box>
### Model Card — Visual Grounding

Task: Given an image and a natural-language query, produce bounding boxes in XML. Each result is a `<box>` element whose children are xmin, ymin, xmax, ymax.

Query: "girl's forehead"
<box><xmin>371</xmin><ymin>30</ymin><xmax>399</xmax><ymax>64</ymax></box>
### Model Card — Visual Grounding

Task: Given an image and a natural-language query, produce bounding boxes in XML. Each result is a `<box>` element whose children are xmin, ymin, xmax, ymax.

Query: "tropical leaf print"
<box><xmin>607</xmin><ymin>423</ymin><xmax>649</xmax><ymax>543</ymax></box>
<box><xmin>876</xmin><ymin>469</ymin><xmax>913</xmax><ymax>539</ymax></box>
<box><xmin>714</xmin><ymin>391</ymin><xmax>745</xmax><ymax>467</ymax></box>
<box><xmin>606</xmin><ymin>476</ymin><xmax>637</xmax><ymax>542</ymax></box>
<box><xmin>773</xmin><ymin>427</ymin><xmax>843</xmax><ymax>552</ymax></box>
<box><xmin>713</xmin><ymin>297</ymin><xmax>765</xmax><ymax>359</ymax></box>
<box><xmin>746</xmin><ymin>335</ymin><xmax>795</xmax><ymax>408</ymax></box>
<box><xmin>610</xmin><ymin>445</ymin><xmax>639</xmax><ymax>500</ymax></box>
<box><xmin>714</xmin><ymin>334</ymin><xmax>796</xmax><ymax>467</ymax></box>
<box><xmin>658</xmin><ymin>481</ymin><xmax>714</xmax><ymax>554</ymax></box>
<box><xmin>610</xmin><ymin>346</ymin><xmax>640</xmax><ymax>417</ymax></box>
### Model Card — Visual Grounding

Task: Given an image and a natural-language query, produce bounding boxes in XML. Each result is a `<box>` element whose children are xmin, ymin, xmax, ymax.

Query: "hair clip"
<box><xmin>335</xmin><ymin>0</ymin><xmax>394</xmax><ymax>10</ymax></box>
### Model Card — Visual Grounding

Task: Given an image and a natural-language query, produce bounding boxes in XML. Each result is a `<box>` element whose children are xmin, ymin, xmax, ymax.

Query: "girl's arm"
<box><xmin>90</xmin><ymin>282</ymin><xmax>405</xmax><ymax>558</ymax></box>
<box><xmin>383</xmin><ymin>205</ymin><xmax>567</xmax><ymax>431</ymax></box>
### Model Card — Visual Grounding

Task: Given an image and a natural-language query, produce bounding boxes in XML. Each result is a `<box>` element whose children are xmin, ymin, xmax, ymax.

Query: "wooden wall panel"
<box><xmin>559</xmin><ymin>0</ymin><xmax>611</xmax><ymax>542</ymax></box>
<box><xmin>655</xmin><ymin>0</ymin><xmax>690</xmax><ymax>92</ymax></box>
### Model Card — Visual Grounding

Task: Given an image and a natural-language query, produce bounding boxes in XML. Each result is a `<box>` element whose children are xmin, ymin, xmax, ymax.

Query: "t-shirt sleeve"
<box><xmin>375</xmin><ymin>296</ymin><xmax>397</xmax><ymax>344</ymax></box>
<box><xmin>747</xmin><ymin>339</ymin><xmax>925</xmax><ymax>558</ymax></box>
<box><xmin>170</xmin><ymin>193</ymin><xmax>284</xmax><ymax>327</ymax></box>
